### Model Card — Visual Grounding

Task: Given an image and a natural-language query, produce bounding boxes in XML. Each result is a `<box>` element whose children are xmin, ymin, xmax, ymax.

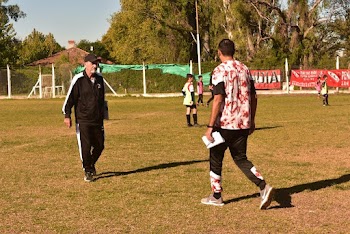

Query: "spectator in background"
<box><xmin>196</xmin><ymin>75</ymin><xmax>204</xmax><ymax>106</ymax></box>
<box><xmin>321</xmin><ymin>75</ymin><xmax>329</xmax><ymax>106</ymax></box>
<box><xmin>182</xmin><ymin>74</ymin><xmax>198</xmax><ymax>127</ymax></box>
<box><xmin>206</xmin><ymin>74</ymin><xmax>214</xmax><ymax>107</ymax></box>
<box><xmin>315</xmin><ymin>76</ymin><xmax>322</xmax><ymax>98</ymax></box>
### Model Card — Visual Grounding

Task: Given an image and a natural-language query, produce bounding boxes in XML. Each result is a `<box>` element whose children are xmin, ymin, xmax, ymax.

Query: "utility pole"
<box><xmin>195</xmin><ymin>0</ymin><xmax>202</xmax><ymax>75</ymax></box>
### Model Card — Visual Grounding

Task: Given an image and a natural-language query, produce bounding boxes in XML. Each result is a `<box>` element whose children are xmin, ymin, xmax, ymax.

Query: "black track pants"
<box><xmin>76</xmin><ymin>123</ymin><xmax>105</xmax><ymax>172</ymax></box>
<box><xmin>209</xmin><ymin>129</ymin><xmax>264</xmax><ymax>187</ymax></box>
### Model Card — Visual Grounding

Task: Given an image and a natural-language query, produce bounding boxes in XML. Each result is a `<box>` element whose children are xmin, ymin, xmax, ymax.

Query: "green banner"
<box><xmin>74</xmin><ymin>63</ymin><xmax>191</xmax><ymax>78</ymax></box>
<box><xmin>74</xmin><ymin>63</ymin><xmax>213</xmax><ymax>85</ymax></box>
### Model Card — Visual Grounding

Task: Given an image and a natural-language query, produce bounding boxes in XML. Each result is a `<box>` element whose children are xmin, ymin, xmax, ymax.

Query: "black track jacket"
<box><xmin>62</xmin><ymin>70</ymin><xmax>105</xmax><ymax>125</ymax></box>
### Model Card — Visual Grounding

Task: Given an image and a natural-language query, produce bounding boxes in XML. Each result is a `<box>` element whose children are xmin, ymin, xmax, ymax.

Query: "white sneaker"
<box><xmin>84</xmin><ymin>171</ymin><xmax>94</xmax><ymax>182</ymax></box>
<box><xmin>259</xmin><ymin>184</ymin><xmax>275</xmax><ymax>210</ymax></box>
<box><xmin>201</xmin><ymin>194</ymin><xmax>224</xmax><ymax>207</ymax></box>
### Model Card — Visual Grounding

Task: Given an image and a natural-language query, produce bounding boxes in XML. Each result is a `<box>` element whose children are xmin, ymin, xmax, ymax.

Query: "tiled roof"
<box><xmin>28</xmin><ymin>47</ymin><xmax>113</xmax><ymax>66</ymax></box>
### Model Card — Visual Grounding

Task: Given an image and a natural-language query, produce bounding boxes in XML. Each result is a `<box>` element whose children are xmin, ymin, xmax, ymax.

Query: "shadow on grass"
<box><xmin>224</xmin><ymin>174</ymin><xmax>350</xmax><ymax>209</ymax></box>
<box><xmin>255</xmin><ymin>126</ymin><xmax>282</xmax><ymax>131</ymax></box>
<box><xmin>94</xmin><ymin>159</ymin><xmax>208</xmax><ymax>181</ymax></box>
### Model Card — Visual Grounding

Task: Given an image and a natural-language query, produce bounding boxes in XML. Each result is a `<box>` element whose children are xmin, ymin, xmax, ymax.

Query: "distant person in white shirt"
<box><xmin>182</xmin><ymin>74</ymin><xmax>198</xmax><ymax>127</ymax></box>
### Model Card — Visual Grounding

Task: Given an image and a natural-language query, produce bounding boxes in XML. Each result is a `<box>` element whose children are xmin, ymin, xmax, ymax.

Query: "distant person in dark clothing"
<box><xmin>206</xmin><ymin>74</ymin><xmax>214</xmax><ymax>107</ymax></box>
<box><xmin>321</xmin><ymin>75</ymin><xmax>329</xmax><ymax>106</ymax></box>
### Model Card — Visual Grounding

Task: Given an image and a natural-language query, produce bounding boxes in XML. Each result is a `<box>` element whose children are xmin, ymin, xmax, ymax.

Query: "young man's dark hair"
<box><xmin>218</xmin><ymin>39</ymin><xmax>235</xmax><ymax>57</ymax></box>
<box><xmin>186</xmin><ymin>73</ymin><xmax>194</xmax><ymax>79</ymax></box>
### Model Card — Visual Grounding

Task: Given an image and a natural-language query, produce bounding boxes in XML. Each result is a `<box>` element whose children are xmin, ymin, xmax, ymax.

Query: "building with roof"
<box><xmin>28</xmin><ymin>40</ymin><xmax>113</xmax><ymax>66</ymax></box>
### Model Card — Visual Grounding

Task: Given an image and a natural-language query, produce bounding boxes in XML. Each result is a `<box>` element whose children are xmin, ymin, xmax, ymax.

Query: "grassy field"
<box><xmin>0</xmin><ymin>94</ymin><xmax>349</xmax><ymax>233</ymax></box>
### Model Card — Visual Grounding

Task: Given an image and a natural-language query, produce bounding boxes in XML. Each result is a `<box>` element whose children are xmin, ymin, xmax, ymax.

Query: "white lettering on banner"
<box><xmin>342</xmin><ymin>71</ymin><xmax>350</xmax><ymax>80</ymax></box>
<box><xmin>291</xmin><ymin>81</ymin><xmax>317</xmax><ymax>88</ymax></box>
<box><xmin>291</xmin><ymin>69</ymin><xmax>350</xmax><ymax>88</ymax></box>
<box><xmin>298</xmin><ymin>70</ymin><xmax>317</xmax><ymax>80</ymax></box>
<box><xmin>251</xmin><ymin>70</ymin><xmax>281</xmax><ymax>84</ymax></box>
<box><xmin>342</xmin><ymin>81</ymin><xmax>350</xmax><ymax>86</ymax></box>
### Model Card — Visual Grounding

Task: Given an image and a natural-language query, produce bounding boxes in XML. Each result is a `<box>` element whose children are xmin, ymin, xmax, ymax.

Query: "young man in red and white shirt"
<box><xmin>201</xmin><ymin>39</ymin><xmax>274</xmax><ymax>209</ymax></box>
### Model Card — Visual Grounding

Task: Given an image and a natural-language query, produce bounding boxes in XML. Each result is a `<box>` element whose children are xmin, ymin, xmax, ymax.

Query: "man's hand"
<box><xmin>205</xmin><ymin>127</ymin><xmax>214</xmax><ymax>142</ymax></box>
<box><xmin>64</xmin><ymin>118</ymin><xmax>72</xmax><ymax>128</ymax></box>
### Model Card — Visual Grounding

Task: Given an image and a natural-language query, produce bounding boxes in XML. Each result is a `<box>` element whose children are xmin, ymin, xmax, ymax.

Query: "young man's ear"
<box><xmin>217</xmin><ymin>50</ymin><xmax>222</xmax><ymax>57</ymax></box>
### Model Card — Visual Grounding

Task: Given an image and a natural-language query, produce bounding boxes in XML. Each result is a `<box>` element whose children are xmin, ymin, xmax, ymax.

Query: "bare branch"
<box><xmin>309</xmin><ymin>0</ymin><xmax>323</xmax><ymax>17</ymax></box>
<box><xmin>250</xmin><ymin>2</ymin><xmax>271</xmax><ymax>22</ymax></box>
<box><xmin>250</xmin><ymin>0</ymin><xmax>287</xmax><ymax>24</ymax></box>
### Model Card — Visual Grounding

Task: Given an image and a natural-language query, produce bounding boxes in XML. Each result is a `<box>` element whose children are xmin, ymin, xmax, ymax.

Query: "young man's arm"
<box><xmin>205</xmin><ymin>93</ymin><xmax>224</xmax><ymax>141</ymax></box>
<box><xmin>249</xmin><ymin>79</ymin><xmax>257</xmax><ymax>135</ymax></box>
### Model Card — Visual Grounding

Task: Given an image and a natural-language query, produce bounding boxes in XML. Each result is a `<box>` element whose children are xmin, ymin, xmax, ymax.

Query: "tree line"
<box><xmin>1</xmin><ymin>0</ymin><xmax>350</xmax><ymax>70</ymax></box>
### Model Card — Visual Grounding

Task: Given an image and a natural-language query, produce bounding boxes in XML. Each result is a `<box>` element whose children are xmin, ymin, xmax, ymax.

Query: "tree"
<box><xmin>242</xmin><ymin>0</ymin><xmax>350</xmax><ymax>68</ymax></box>
<box><xmin>103</xmin><ymin>0</ymin><xmax>204</xmax><ymax>64</ymax></box>
<box><xmin>102</xmin><ymin>0</ymin><xmax>350</xmax><ymax>69</ymax></box>
<box><xmin>44</xmin><ymin>33</ymin><xmax>62</xmax><ymax>57</ymax></box>
<box><xmin>77</xmin><ymin>39</ymin><xmax>113</xmax><ymax>62</ymax></box>
<box><xmin>19</xmin><ymin>29</ymin><xmax>62</xmax><ymax>65</ymax></box>
<box><xmin>0</xmin><ymin>0</ymin><xmax>25</xmax><ymax>66</ymax></box>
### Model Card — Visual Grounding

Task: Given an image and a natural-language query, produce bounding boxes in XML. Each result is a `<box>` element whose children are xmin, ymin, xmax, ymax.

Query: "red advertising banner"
<box><xmin>290</xmin><ymin>69</ymin><xmax>350</xmax><ymax>88</ymax></box>
<box><xmin>251</xmin><ymin>70</ymin><xmax>281</xmax><ymax>89</ymax></box>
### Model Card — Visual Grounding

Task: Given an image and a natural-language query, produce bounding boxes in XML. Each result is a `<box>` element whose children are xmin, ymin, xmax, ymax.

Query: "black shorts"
<box><xmin>186</xmin><ymin>104</ymin><xmax>197</xmax><ymax>109</ymax></box>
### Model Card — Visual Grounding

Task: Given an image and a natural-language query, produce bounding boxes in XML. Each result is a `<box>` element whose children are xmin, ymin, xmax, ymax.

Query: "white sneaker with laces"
<box><xmin>201</xmin><ymin>194</ymin><xmax>224</xmax><ymax>207</ymax></box>
<box><xmin>260</xmin><ymin>184</ymin><xmax>275</xmax><ymax>210</ymax></box>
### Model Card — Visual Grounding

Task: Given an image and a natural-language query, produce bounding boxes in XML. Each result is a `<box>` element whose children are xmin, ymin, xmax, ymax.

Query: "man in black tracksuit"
<box><xmin>62</xmin><ymin>53</ymin><xmax>105</xmax><ymax>182</ymax></box>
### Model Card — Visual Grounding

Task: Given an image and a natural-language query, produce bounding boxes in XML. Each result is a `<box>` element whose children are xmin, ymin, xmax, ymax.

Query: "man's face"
<box><xmin>85</xmin><ymin>61</ymin><xmax>98</xmax><ymax>74</ymax></box>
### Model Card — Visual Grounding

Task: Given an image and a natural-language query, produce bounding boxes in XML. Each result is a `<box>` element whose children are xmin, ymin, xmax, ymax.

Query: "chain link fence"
<box><xmin>1</xmin><ymin>65</ymin><xmax>189</xmax><ymax>98</ymax></box>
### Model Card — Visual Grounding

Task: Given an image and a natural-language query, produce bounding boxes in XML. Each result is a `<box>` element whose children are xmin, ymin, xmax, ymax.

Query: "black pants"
<box><xmin>210</xmin><ymin>129</ymin><xmax>264</xmax><ymax>188</ymax></box>
<box><xmin>197</xmin><ymin>94</ymin><xmax>203</xmax><ymax>104</ymax></box>
<box><xmin>323</xmin><ymin>94</ymin><xmax>329</xmax><ymax>105</ymax></box>
<box><xmin>76</xmin><ymin>123</ymin><xmax>105</xmax><ymax>172</ymax></box>
<box><xmin>207</xmin><ymin>91</ymin><xmax>214</xmax><ymax>105</ymax></box>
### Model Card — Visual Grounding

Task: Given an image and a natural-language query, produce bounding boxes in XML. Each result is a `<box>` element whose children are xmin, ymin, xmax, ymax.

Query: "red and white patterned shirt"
<box><xmin>212</xmin><ymin>60</ymin><xmax>254</xmax><ymax>130</ymax></box>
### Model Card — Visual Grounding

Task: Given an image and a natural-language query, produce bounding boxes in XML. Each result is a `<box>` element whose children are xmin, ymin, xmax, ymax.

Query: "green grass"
<box><xmin>0</xmin><ymin>94</ymin><xmax>349</xmax><ymax>233</ymax></box>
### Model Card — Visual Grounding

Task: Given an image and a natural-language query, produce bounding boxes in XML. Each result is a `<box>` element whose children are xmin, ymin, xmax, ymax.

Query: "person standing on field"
<box><xmin>321</xmin><ymin>75</ymin><xmax>329</xmax><ymax>106</ymax></box>
<box><xmin>62</xmin><ymin>53</ymin><xmax>105</xmax><ymax>182</ymax></box>
<box><xmin>182</xmin><ymin>73</ymin><xmax>198</xmax><ymax>127</ymax></box>
<box><xmin>196</xmin><ymin>75</ymin><xmax>204</xmax><ymax>106</ymax></box>
<box><xmin>201</xmin><ymin>39</ymin><xmax>274</xmax><ymax>209</ymax></box>
<box><xmin>206</xmin><ymin>74</ymin><xmax>214</xmax><ymax>107</ymax></box>
<box><xmin>315</xmin><ymin>76</ymin><xmax>322</xmax><ymax>98</ymax></box>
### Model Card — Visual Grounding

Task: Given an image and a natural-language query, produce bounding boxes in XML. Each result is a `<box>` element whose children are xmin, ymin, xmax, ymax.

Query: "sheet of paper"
<box><xmin>202</xmin><ymin>131</ymin><xmax>225</xmax><ymax>149</ymax></box>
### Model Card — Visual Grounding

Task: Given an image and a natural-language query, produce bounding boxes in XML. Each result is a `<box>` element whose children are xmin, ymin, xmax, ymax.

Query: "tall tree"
<box><xmin>44</xmin><ymin>33</ymin><xmax>62</xmax><ymax>57</ymax></box>
<box><xmin>0</xmin><ymin>0</ymin><xmax>25</xmax><ymax>66</ymax></box>
<box><xmin>102</xmin><ymin>0</ymin><xmax>350</xmax><ymax>68</ymax></box>
<box><xmin>20</xmin><ymin>29</ymin><xmax>62</xmax><ymax>65</ymax></box>
<box><xmin>103</xmin><ymin>0</ymin><xmax>205</xmax><ymax>64</ymax></box>
<box><xmin>77</xmin><ymin>39</ymin><xmax>112</xmax><ymax>62</ymax></box>
<box><xmin>243</xmin><ymin>0</ymin><xmax>350</xmax><ymax>68</ymax></box>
